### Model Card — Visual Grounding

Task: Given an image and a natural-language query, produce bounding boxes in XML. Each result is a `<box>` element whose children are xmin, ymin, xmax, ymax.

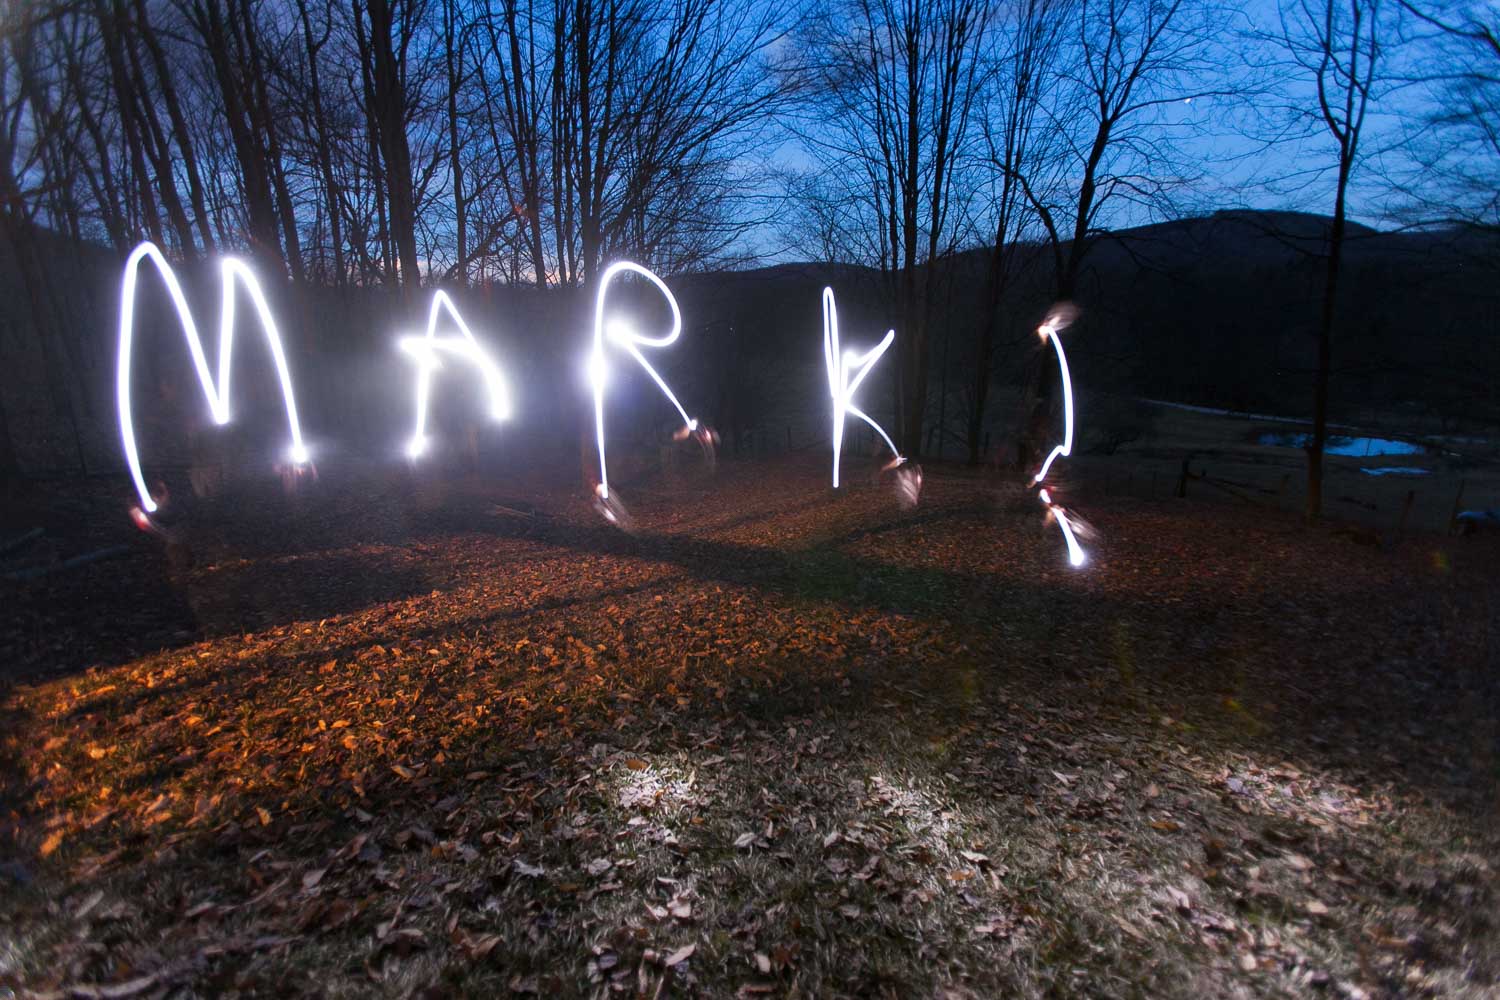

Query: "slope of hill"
<box><xmin>693</xmin><ymin>209</ymin><xmax>1500</xmax><ymax>439</ymax></box>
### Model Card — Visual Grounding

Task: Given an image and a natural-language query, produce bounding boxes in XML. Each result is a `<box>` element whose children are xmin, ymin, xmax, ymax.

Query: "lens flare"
<box><xmin>822</xmin><ymin>287</ymin><xmax>902</xmax><ymax>489</ymax></box>
<box><xmin>116</xmin><ymin>241</ymin><xmax>308</xmax><ymax>514</ymax></box>
<box><xmin>1031</xmin><ymin>306</ymin><xmax>1086</xmax><ymax>567</ymax></box>
<box><xmin>590</xmin><ymin>261</ymin><xmax>702</xmax><ymax>501</ymax></box>
<box><xmin>398</xmin><ymin>290</ymin><xmax>512</xmax><ymax>460</ymax></box>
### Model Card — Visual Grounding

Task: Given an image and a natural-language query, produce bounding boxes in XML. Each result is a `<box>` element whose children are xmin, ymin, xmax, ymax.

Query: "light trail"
<box><xmin>1031</xmin><ymin>307</ymin><xmax>1086</xmax><ymax>567</ymax></box>
<box><xmin>1038</xmin><ymin>487</ymin><xmax>1086</xmax><ymax>568</ymax></box>
<box><xmin>822</xmin><ymin>287</ymin><xmax>902</xmax><ymax>489</ymax></box>
<box><xmin>1032</xmin><ymin>318</ymin><xmax>1075</xmax><ymax>486</ymax></box>
<box><xmin>112</xmin><ymin>244</ymin><xmax>1085</xmax><ymax>568</ymax></box>
<box><xmin>589</xmin><ymin>261</ymin><xmax>700</xmax><ymax>500</ymax></box>
<box><xmin>116</xmin><ymin>241</ymin><xmax>308</xmax><ymax>514</ymax></box>
<box><xmin>398</xmin><ymin>290</ymin><xmax>511</xmax><ymax>459</ymax></box>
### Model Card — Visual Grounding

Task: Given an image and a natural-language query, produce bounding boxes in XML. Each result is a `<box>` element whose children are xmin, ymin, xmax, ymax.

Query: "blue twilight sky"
<box><xmin>754</xmin><ymin>0</ymin><xmax>1458</xmax><ymax>262</ymax></box>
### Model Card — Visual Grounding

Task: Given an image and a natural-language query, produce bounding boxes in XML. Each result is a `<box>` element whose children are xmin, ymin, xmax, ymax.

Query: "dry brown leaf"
<box><xmin>453</xmin><ymin>928</ymin><xmax>502</xmax><ymax>960</ymax></box>
<box><xmin>40</xmin><ymin>830</ymin><xmax>64</xmax><ymax>857</ymax></box>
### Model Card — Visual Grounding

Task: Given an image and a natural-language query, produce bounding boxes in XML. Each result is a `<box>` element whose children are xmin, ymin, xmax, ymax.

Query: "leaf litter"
<box><xmin>0</xmin><ymin>458</ymin><xmax>1496</xmax><ymax>997</ymax></box>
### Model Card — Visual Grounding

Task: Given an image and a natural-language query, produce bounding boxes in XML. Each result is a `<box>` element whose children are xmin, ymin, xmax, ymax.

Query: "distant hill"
<box><xmin>2</xmin><ymin>210</ymin><xmax>1496</xmax><ymax>477</ymax></box>
<box><xmin>682</xmin><ymin>209</ymin><xmax>1500</xmax><ymax>438</ymax></box>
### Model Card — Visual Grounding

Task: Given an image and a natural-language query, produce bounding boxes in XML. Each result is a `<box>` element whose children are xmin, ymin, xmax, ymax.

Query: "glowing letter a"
<box><xmin>399</xmin><ymin>290</ymin><xmax>511</xmax><ymax>460</ymax></box>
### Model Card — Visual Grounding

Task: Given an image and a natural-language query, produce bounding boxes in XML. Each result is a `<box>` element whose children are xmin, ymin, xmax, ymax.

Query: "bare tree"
<box><xmin>1021</xmin><ymin>0</ymin><xmax>1224</xmax><ymax>301</ymax></box>
<box><xmin>290</xmin><ymin>0</ymin><xmax>347</xmax><ymax>283</ymax></box>
<box><xmin>353</xmin><ymin>0</ymin><xmax>427</xmax><ymax>293</ymax></box>
<box><xmin>133</xmin><ymin>0</ymin><xmax>216</xmax><ymax>254</ymax></box>
<box><xmin>1394</xmin><ymin>1</ymin><xmax>1500</xmax><ymax>233</ymax></box>
<box><xmin>546</xmin><ymin>0</ymin><xmax>789</xmax><ymax>287</ymax></box>
<box><xmin>477</xmin><ymin>0</ymin><xmax>551</xmax><ymax>285</ymax></box>
<box><xmin>1279</xmin><ymin>0</ymin><xmax>1390</xmax><ymax>521</ymax></box>
<box><xmin>0</xmin><ymin>1</ymin><xmax>96</xmax><ymax>473</ymax></box>
<box><xmin>179</xmin><ymin>0</ymin><xmax>298</xmax><ymax>274</ymax></box>
<box><xmin>966</xmin><ymin>0</ymin><xmax>1069</xmax><ymax>465</ymax></box>
<box><xmin>793</xmin><ymin>0</ymin><xmax>987</xmax><ymax>458</ymax></box>
<box><xmin>998</xmin><ymin>0</ymin><xmax>1226</xmax><ymax>475</ymax></box>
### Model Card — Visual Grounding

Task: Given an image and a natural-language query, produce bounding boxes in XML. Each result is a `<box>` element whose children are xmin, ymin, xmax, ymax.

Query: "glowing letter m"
<box><xmin>116</xmin><ymin>241</ymin><xmax>309</xmax><ymax>513</ymax></box>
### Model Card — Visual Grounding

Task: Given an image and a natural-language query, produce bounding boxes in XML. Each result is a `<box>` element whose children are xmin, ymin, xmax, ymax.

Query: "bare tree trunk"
<box><xmin>234</xmin><ymin>0</ymin><xmax>305</xmax><ymax>283</ymax></box>
<box><xmin>809</xmin><ymin>0</ymin><xmax>981</xmax><ymax>462</ymax></box>
<box><xmin>296</xmin><ymin>0</ymin><xmax>345</xmax><ymax>284</ymax></box>
<box><xmin>575</xmin><ymin>0</ymin><xmax>597</xmax><ymax>285</ymax></box>
<box><xmin>1290</xmin><ymin>0</ymin><xmax>1381</xmax><ymax>522</ymax></box>
<box><xmin>118</xmin><ymin>7</ymin><xmax>196</xmax><ymax>253</ymax></box>
<box><xmin>363</xmin><ymin>0</ymin><xmax>422</xmax><ymax>294</ymax></box>
<box><xmin>93</xmin><ymin>0</ymin><xmax>163</xmax><ymax>243</ymax></box>
<box><xmin>131</xmin><ymin>0</ymin><xmax>215</xmax><ymax>253</ymax></box>
<box><xmin>0</xmin><ymin>390</ymin><xmax>20</xmax><ymax>483</ymax></box>
<box><xmin>0</xmin><ymin>210</ymin><xmax>89</xmax><ymax>474</ymax></box>
<box><xmin>62</xmin><ymin>41</ymin><xmax>129</xmax><ymax>247</ymax></box>
<box><xmin>0</xmin><ymin>27</ymin><xmax>89</xmax><ymax>472</ymax></box>
<box><xmin>969</xmin><ymin>236</ymin><xmax>1013</xmax><ymax>465</ymax></box>
<box><xmin>969</xmin><ymin>0</ymin><xmax>1061</xmax><ymax>464</ymax></box>
<box><xmin>350</xmin><ymin>0</ymin><xmax>394</xmax><ymax>287</ymax></box>
<box><xmin>188</xmin><ymin>0</ymin><xmax>285</xmax><ymax>273</ymax></box>
<box><xmin>1308</xmin><ymin>161</ymin><xmax>1350</xmax><ymax>522</ymax></box>
<box><xmin>500</xmin><ymin>0</ymin><xmax>549</xmax><ymax>286</ymax></box>
<box><xmin>898</xmin><ymin>7</ymin><xmax>923</xmax><ymax>457</ymax></box>
<box><xmin>444</xmin><ymin>0</ymin><xmax>467</xmax><ymax>284</ymax></box>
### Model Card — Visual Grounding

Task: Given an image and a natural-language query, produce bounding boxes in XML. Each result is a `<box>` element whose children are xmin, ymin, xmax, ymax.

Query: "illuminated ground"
<box><xmin>1</xmin><ymin>456</ymin><xmax>1497</xmax><ymax>997</ymax></box>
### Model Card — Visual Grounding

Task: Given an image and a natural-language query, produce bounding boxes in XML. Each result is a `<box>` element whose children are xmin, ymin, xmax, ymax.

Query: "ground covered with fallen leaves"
<box><xmin>2</xmin><ymin>456</ymin><xmax>1497</xmax><ymax>998</ymax></box>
